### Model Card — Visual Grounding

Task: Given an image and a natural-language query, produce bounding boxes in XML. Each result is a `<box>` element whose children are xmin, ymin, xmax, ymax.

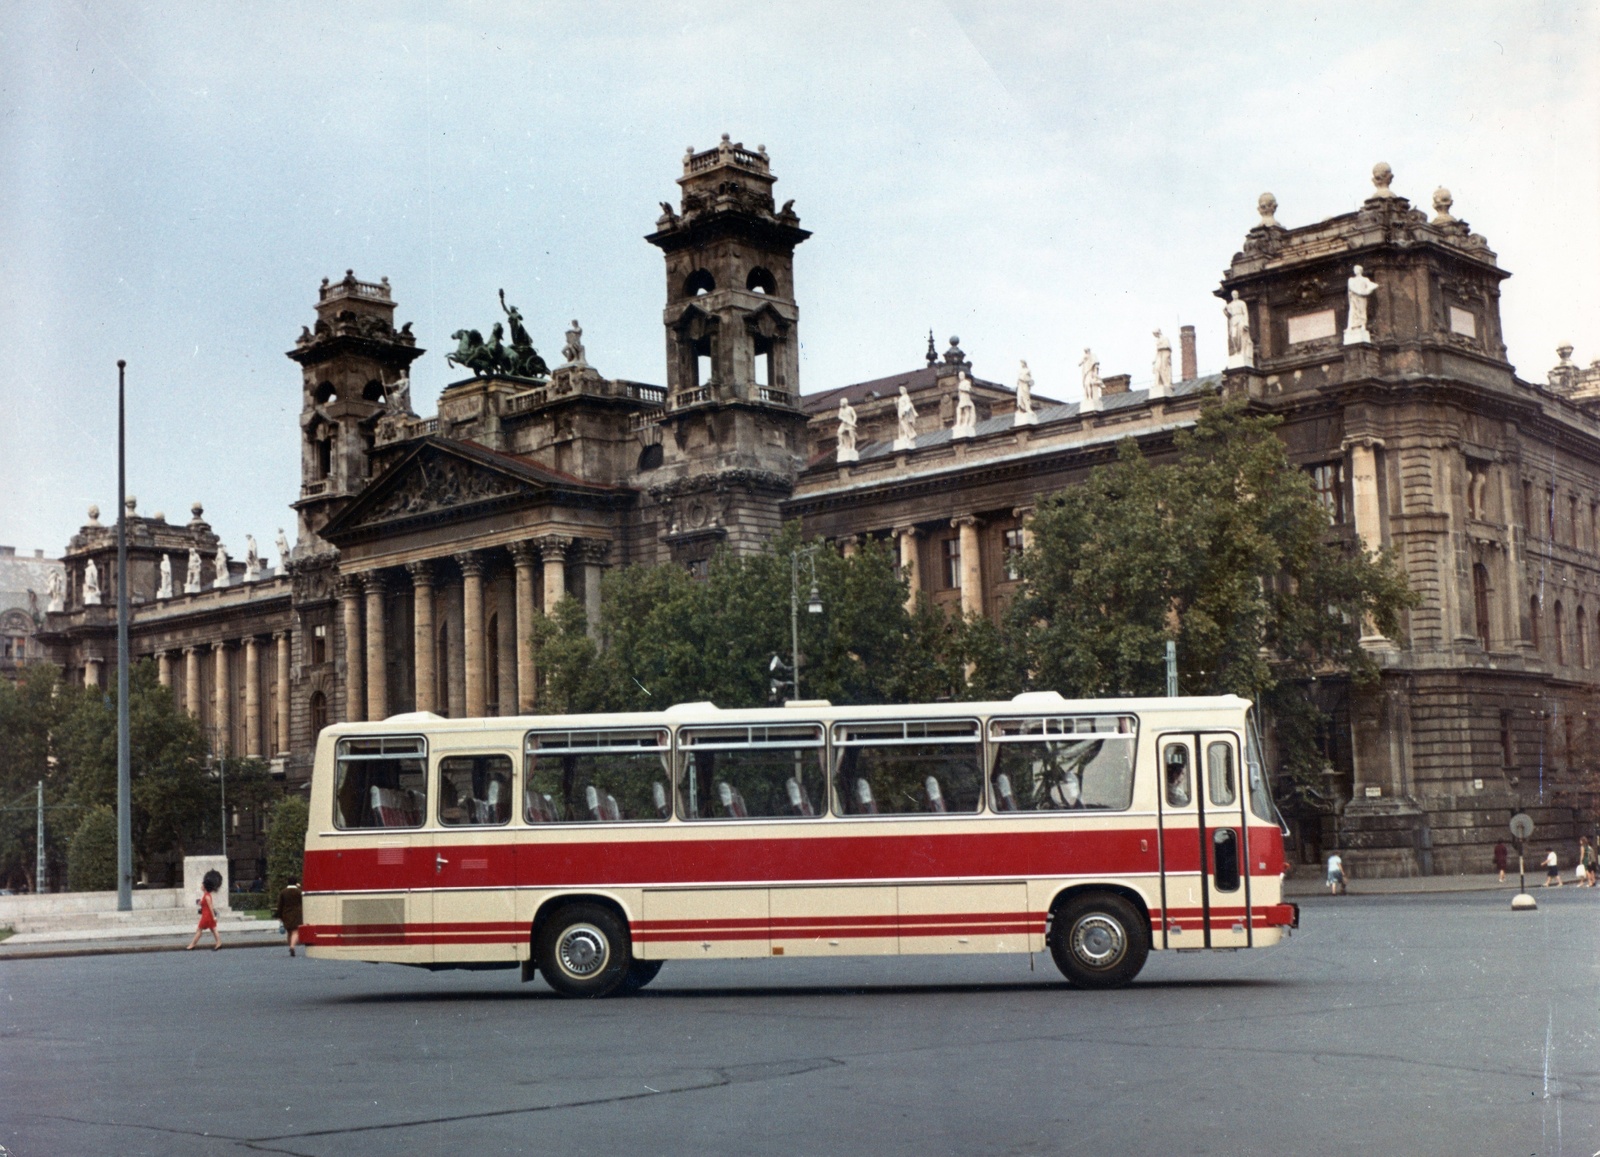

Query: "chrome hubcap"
<box><xmin>1071</xmin><ymin>914</ymin><xmax>1126</xmax><ymax>968</ymax></box>
<box><xmin>557</xmin><ymin>925</ymin><xmax>609</xmax><ymax>978</ymax></box>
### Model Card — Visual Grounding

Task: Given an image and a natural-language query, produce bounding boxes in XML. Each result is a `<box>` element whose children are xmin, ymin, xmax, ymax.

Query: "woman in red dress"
<box><xmin>186</xmin><ymin>869</ymin><xmax>224</xmax><ymax>951</ymax></box>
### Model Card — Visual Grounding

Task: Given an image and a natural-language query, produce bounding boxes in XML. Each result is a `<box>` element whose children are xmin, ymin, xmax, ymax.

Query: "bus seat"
<box><xmin>924</xmin><ymin>776</ymin><xmax>947</xmax><ymax>813</ymax></box>
<box><xmin>994</xmin><ymin>773</ymin><xmax>1018</xmax><ymax>812</ymax></box>
<box><xmin>602</xmin><ymin>792</ymin><xmax>623</xmax><ymax>821</ymax></box>
<box><xmin>785</xmin><ymin>777</ymin><xmax>815</xmax><ymax>816</ymax></box>
<box><xmin>716</xmin><ymin>781</ymin><xmax>748</xmax><ymax>818</ymax></box>
<box><xmin>370</xmin><ymin>786</ymin><xmax>412</xmax><ymax>827</ymax></box>
<box><xmin>585</xmin><ymin>785</ymin><xmax>603</xmax><ymax>821</ymax></box>
<box><xmin>652</xmin><ymin>781</ymin><xmax>669</xmax><ymax>818</ymax></box>
<box><xmin>525</xmin><ymin>788</ymin><xmax>557</xmax><ymax>823</ymax></box>
<box><xmin>854</xmin><ymin>778</ymin><xmax>878</xmax><ymax>815</ymax></box>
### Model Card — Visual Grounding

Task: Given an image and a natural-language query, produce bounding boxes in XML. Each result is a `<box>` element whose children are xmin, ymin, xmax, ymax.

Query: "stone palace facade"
<box><xmin>39</xmin><ymin>139</ymin><xmax>1600</xmax><ymax>877</ymax></box>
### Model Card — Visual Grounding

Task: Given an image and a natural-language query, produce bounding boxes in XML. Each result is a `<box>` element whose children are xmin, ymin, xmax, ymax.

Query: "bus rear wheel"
<box><xmin>536</xmin><ymin>903</ymin><xmax>631</xmax><ymax>998</ymax></box>
<box><xmin>619</xmin><ymin>960</ymin><xmax>663</xmax><ymax>993</ymax></box>
<box><xmin>1049</xmin><ymin>893</ymin><xmax>1148</xmax><ymax>989</ymax></box>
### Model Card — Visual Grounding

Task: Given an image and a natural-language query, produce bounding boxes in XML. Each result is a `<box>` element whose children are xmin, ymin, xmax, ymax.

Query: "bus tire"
<box><xmin>535</xmin><ymin>903</ymin><xmax>631</xmax><ymax>998</ymax></box>
<box><xmin>1049</xmin><ymin>893</ymin><xmax>1148</xmax><ymax>989</ymax></box>
<box><xmin>619</xmin><ymin>960</ymin><xmax>663</xmax><ymax>993</ymax></box>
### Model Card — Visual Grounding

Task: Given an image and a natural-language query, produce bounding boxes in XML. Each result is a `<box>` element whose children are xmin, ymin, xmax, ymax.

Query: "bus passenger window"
<box><xmin>1206</xmin><ymin>741</ymin><xmax>1237</xmax><ymax>807</ymax></box>
<box><xmin>524</xmin><ymin>729</ymin><xmax>670</xmax><ymax>824</ymax></box>
<box><xmin>832</xmin><ymin>719</ymin><xmax>982</xmax><ymax>816</ymax></box>
<box><xmin>437</xmin><ymin>755</ymin><xmax>513</xmax><ymax>826</ymax></box>
<box><xmin>677</xmin><ymin>725</ymin><xmax>826</xmax><ymax>820</ymax></box>
<box><xmin>1163</xmin><ymin>744</ymin><xmax>1191</xmax><ymax>808</ymax></box>
<box><xmin>334</xmin><ymin>736</ymin><xmax>427</xmax><ymax>829</ymax></box>
<box><xmin>1213</xmin><ymin>828</ymin><xmax>1241</xmax><ymax>892</ymax></box>
<box><xmin>987</xmin><ymin>716</ymin><xmax>1137</xmax><ymax>812</ymax></box>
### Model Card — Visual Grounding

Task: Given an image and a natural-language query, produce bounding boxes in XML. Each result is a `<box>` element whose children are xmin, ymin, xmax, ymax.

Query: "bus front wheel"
<box><xmin>1049</xmin><ymin>893</ymin><xmax>1148</xmax><ymax>989</ymax></box>
<box><xmin>536</xmin><ymin>903</ymin><xmax>631</xmax><ymax>998</ymax></box>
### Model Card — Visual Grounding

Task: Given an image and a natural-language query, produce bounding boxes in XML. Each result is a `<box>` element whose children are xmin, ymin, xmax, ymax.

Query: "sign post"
<box><xmin>1509</xmin><ymin>812</ymin><xmax>1536</xmax><ymax>910</ymax></box>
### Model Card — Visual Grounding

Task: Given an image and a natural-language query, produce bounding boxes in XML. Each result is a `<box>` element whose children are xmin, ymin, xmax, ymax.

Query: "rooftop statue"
<box><xmin>894</xmin><ymin>386</ymin><xmax>919</xmax><ymax>451</ymax></box>
<box><xmin>213</xmin><ymin>543</ymin><xmax>230</xmax><ymax>589</ymax></box>
<box><xmin>158</xmin><ymin>554</ymin><xmax>174</xmax><ymax>600</ymax></box>
<box><xmin>1345</xmin><ymin>265</ymin><xmax>1379</xmax><ymax>344</ymax></box>
<box><xmin>836</xmin><ymin>397</ymin><xmax>859</xmax><ymax>463</ymax></box>
<box><xmin>47</xmin><ymin>569</ymin><xmax>65</xmax><ymax>613</ymax></box>
<box><xmin>1014</xmin><ymin>360</ymin><xmax>1037</xmax><ymax>426</ymax></box>
<box><xmin>276</xmin><ymin>528</ymin><xmax>292</xmax><ymax>569</ymax></box>
<box><xmin>952</xmin><ymin>372</ymin><xmax>978</xmax><ymax>440</ymax></box>
<box><xmin>185</xmin><ymin>546</ymin><xmax>203</xmax><ymax>594</ymax></box>
<box><xmin>1225</xmin><ymin>290</ymin><xmax>1255</xmax><ymax>369</ymax></box>
<box><xmin>447</xmin><ymin>293</ymin><xmax>550</xmax><ymax>379</ymax></box>
<box><xmin>1151</xmin><ymin>330</ymin><xmax>1173</xmax><ymax>398</ymax></box>
<box><xmin>83</xmin><ymin>558</ymin><xmax>101</xmax><ymax>606</ymax></box>
<box><xmin>1080</xmin><ymin>348</ymin><xmax>1103</xmax><ymax>413</ymax></box>
<box><xmin>563</xmin><ymin>319</ymin><xmax>587</xmax><ymax>366</ymax></box>
<box><xmin>244</xmin><ymin>535</ymin><xmax>262</xmax><ymax>581</ymax></box>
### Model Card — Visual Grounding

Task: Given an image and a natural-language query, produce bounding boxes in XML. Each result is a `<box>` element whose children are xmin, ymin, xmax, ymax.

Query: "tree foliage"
<box><xmin>265</xmin><ymin>795</ymin><xmax>309</xmax><ymax>909</ymax></box>
<box><xmin>0</xmin><ymin>664</ymin><xmax>72</xmax><ymax>890</ymax></box>
<box><xmin>67</xmin><ymin>806</ymin><xmax>118</xmax><ymax>892</ymax></box>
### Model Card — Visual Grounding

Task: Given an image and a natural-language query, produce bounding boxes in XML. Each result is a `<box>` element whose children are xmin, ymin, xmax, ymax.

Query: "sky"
<box><xmin>2</xmin><ymin>2</ymin><xmax>1597</xmax><ymax>562</ymax></box>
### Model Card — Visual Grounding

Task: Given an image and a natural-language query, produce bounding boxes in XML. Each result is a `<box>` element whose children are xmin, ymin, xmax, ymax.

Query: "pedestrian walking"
<box><xmin>1326</xmin><ymin>851</ymin><xmax>1345</xmax><ymax>896</ymax></box>
<box><xmin>274</xmin><ymin>878</ymin><xmax>304</xmax><ymax>957</ymax></box>
<box><xmin>1493</xmin><ymin>839</ymin><xmax>1509</xmax><ymax>883</ymax></box>
<box><xmin>186</xmin><ymin>869</ymin><xmax>224</xmax><ymax>950</ymax></box>
<box><xmin>1579</xmin><ymin>837</ymin><xmax>1597</xmax><ymax>888</ymax></box>
<box><xmin>1543</xmin><ymin>848</ymin><xmax>1562</xmax><ymax>887</ymax></box>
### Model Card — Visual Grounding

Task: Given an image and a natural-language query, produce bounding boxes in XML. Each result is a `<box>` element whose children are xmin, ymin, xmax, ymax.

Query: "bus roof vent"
<box><xmin>783</xmin><ymin>699</ymin><xmax>832</xmax><ymax>708</ymax></box>
<box><xmin>1009</xmin><ymin>691</ymin><xmax>1070</xmax><ymax>708</ymax></box>
<box><xmin>664</xmin><ymin>701</ymin><xmax>720</xmax><ymax>717</ymax></box>
<box><xmin>383</xmin><ymin>711</ymin><xmax>444</xmax><ymax>722</ymax></box>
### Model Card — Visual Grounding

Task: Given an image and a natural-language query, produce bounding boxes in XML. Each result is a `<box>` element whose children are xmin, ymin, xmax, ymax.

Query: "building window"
<box><xmin>687</xmin><ymin>558</ymin><xmax>710</xmax><ymax>580</ymax></box>
<box><xmin>1472</xmin><ymin>564</ymin><xmax>1491</xmax><ymax>649</ymax></box>
<box><xmin>942</xmin><ymin>538</ymin><xmax>962</xmax><ymax>589</ymax></box>
<box><xmin>1530</xmin><ymin>596</ymin><xmax>1541</xmax><ymax>650</ymax></box>
<box><xmin>309</xmin><ymin>691</ymin><xmax>328</xmax><ymax>738</ymax></box>
<box><xmin>310</xmin><ymin>622</ymin><xmax>328</xmax><ymax>665</ymax></box>
<box><xmin>1571</xmin><ymin>496</ymin><xmax>1581</xmax><ymax>549</ymax></box>
<box><xmin>1309</xmin><ymin>463</ymin><xmax>1344</xmax><ymax>523</ymax></box>
<box><xmin>1546</xmin><ymin>486</ymin><xmax>1557</xmax><ymax>539</ymax></box>
<box><xmin>1555</xmin><ymin>600</ymin><xmax>1565</xmax><ymax>664</ymax></box>
<box><xmin>1500</xmin><ymin>710</ymin><xmax>1515</xmax><ymax>768</ymax></box>
<box><xmin>1579</xmin><ymin>607</ymin><xmax>1589</xmax><ymax>668</ymax></box>
<box><xmin>1003</xmin><ymin>528</ymin><xmax>1025</xmax><ymax>582</ymax></box>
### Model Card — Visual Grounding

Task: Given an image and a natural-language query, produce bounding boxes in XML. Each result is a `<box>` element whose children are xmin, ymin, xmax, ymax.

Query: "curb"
<box><xmin>0</xmin><ymin>935</ymin><xmax>284</xmax><ymax>961</ymax></box>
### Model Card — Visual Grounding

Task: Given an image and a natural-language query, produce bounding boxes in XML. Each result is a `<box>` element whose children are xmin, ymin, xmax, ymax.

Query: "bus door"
<box><xmin>1199</xmin><ymin>734</ymin><xmax>1251</xmax><ymax>949</ymax></box>
<box><xmin>1155</xmin><ymin>735</ymin><xmax>1205</xmax><ymax>948</ymax></box>
<box><xmin>431</xmin><ymin>752</ymin><xmax>519</xmax><ymax>963</ymax></box>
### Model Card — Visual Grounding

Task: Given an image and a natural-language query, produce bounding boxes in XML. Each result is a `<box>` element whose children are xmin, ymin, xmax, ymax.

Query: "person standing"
<box><xmin>1326</xmin><ymin>851</ymin><xmax>1345</xmax><ymax>896</ymax></box>
<box><xmin>186</xmin><ymin>869</ymin><xmax>224</xmax><ymax>950</ymax></box>
<box><xmin>1492</xmin><ymin>840</ymin><xmax>1509</xmax><ymax>883</ymax></box>
<box><xmin>1580</xmin><ymin>838</ymin><xmax>1597</xmax><ymax>888</ymax></box>
<box><xmin>1543</xmin><ymin>848</ymin><xmax>1563</xmax><ymax>887</ymax></box>
<box><xmin>274</xmin><ymin>878</ymin><xmax>304</xmax><ymax>957</ymax></box>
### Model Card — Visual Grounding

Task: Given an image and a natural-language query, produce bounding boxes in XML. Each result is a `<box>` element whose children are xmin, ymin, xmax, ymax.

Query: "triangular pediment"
<box><xmin>320</xmin><ymin>438</ymin><xmax>608</xmax><ymax>543</ymax></box>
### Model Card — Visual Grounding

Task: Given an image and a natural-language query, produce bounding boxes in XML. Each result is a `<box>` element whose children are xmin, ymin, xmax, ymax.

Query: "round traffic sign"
<box><xmin>1510</xmin><ymin>813</ymin><xmax>1534</xmax><ymax>840</ymax></box>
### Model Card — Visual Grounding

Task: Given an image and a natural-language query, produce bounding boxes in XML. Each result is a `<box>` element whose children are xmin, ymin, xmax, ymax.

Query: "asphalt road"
<box><xmin>1</xmin><ymin>889</ymin><xmax>1595</xmax><ymax>1157</ymax></box>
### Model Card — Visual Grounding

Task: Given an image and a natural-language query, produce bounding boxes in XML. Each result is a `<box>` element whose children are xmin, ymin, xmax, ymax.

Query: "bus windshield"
<box><xmin>1244</xmin><ymin>708</ymin><xmax>1280</xmax><ymax>826</ymax></box>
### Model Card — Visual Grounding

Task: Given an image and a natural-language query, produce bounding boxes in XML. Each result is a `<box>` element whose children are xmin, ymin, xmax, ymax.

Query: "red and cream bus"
<box><xmin>301</xmin><ymin>692</ymin><xmax>1298</xmax><ymax>996</ymax></box>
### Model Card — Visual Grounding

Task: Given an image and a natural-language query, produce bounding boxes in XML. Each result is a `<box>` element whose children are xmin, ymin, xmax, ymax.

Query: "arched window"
<box><xmin>684</xmin><ymin>269</ymin><xmax>715</xmax><ymax>297</ymax></box>
<box><xmin>1579</xmin><ymin>607</ymin><xmax>1589</xmax><ymax>668</ymax></box>
<box><xmin>1530</xmin><ymin>596</ymin><xmax>1541</xmax><ymax>650</ymax></box>
<box><xmin>362</xmin><ymin>379</ymin><xmax>386</xmax><ymax>404</ymax></box>
<box><xmin>745</xmin><ymin>266</ymin><xmax>777</xmax><ymax>295</ymax></box>
<box><xmin>637</xmin><ymin>443</ymin><xmax>663</xmax><ymax>471</ymax></box>
<box><xmin>309</xmin><ymin>691</ymin><xmax>328</xmax><ymax>738</ymax></box>
<box><xmin>1555</xmin><ymin>601</ymin><xmax>1566</xmax><ymax>664</ymax></box>
<box><xmin>1472</xmin><ymin>564</ymin><xmax>1491</xmax><ymax>649</ymax></box>
<box><xmin>312</xmin><ymin>381</ymin><xmax>337</xmax><ymax>405</ymax></box>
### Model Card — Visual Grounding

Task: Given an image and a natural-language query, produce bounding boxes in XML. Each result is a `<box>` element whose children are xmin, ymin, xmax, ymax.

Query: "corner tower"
<box><xmin>643</xmin><ymin>137</ymin><xmax>812</xmax><ymax>563</ymax></box>
<box><xmin>288</xmin><ymin>271</ymin><xmax>423</xmax><ymax>553</ymax></box>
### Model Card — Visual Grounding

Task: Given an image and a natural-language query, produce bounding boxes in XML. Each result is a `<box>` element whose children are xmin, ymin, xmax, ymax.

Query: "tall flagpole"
<box><xmin>116</xmin><ymin>360</ymin><xmax>132</xmax><ymax>912</ymax></box>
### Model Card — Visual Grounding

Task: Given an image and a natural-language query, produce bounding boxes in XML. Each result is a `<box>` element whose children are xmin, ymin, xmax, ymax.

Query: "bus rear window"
<box><xmin>334</xmin><ymin>736</ymin><xmax>427</xmax><ymax>829</ymax></box>
<box><xmin>678</xmin><ymin>724</ymin><xmax>825</xmax><ymax>820</ymax></box>
<box><xmin>524</xmin><ymin>729</ymin><xmax>670</xmax><ymax>823</ymax></box>
<box><xmin>832</xmin><ymin>719</ymin><xmax>982</xmax><ymax>816</ymax></box>
<box><xmin>988</xmin><ymin>716</ymin><xmax>1136</xmax><ymax>812</ymax></box>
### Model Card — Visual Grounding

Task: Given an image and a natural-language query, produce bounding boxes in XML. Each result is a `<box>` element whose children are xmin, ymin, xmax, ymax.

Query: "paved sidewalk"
<box><xmin>0</xmin><ymin>916</ymin><xmax>285</xmax><ymax>960</ymax></box>
<box><xmin>1282</xmin><ymin>870</ymin><xmax>1561</xmax><ymax>897</ymax></box>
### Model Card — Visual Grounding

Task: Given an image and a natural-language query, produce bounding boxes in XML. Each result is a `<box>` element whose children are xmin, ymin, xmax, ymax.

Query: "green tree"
<box><xmin>67</xmin><ymin>806</ymin><xmax>118</xmax><ymax>892</ymax></box>
<box><xmin>52</xmin><ymin>660</ymin><xmax>211</xmax><ymax>880</ymax></box>
<box><xmin>265</xmin><ymin>795</ymin><xmax>309</xmax><ymax>909</ymax></box>
<box><xmin>1010</xmin><ymin>395</ymin><xmax>1416</xmax><ymax>796</ymax></box>
<box><xmin>0</xmin><ymin>663</ymin><xmax>73</xmax><ymax>891</ymax></box>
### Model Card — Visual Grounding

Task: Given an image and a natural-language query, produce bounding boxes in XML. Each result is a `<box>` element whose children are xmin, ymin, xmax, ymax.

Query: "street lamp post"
<box><xmin>116</xmin><ymin>360</ymin><xmax>132</xmax><ymax>912</ymax></box>
<box><xmin>788</xmin><ymin>546</ymin><xmax>823</xmax><ymax>703</ymax></box>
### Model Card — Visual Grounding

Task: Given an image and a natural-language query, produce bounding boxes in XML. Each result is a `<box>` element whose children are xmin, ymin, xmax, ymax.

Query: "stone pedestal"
<box><xmin>1330</xmin><ymin>797</ymin><xmax>1429</xmax><ymax>878</ymax></box>
<box><xmin>183</xmin><ymin>855</ymin><xmax>230</xmax><ymax>911</ymax></box>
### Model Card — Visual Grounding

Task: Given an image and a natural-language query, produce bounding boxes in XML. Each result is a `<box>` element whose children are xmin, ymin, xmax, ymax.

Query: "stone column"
<box><xmin>365</xmin><ymin>573</ymin><xmax>388</xmax><ymax>721</ymax></box>
<box><xmin>213</xmin><ymin>641</ymin><xmax>232</xmax><ymax>755</ymax></box>
<box><xmin>494</xmin><ymin>569</ymin><xmax>517</xmax><ymax>714</ymax></box>
<box><xmin>1498</xmin><ymin>467</ymin><xmax>1531</xmax><ymax>650</ymax></box>
<box><xmin>184</xmin><ymin>647</ymin><xmax>202</xmax><ymax>717</ymax></box>
<box><xmin>244</xmin><ymin>636</ymin><xmax>263</xmax><ymax>758</ymax></box>
<box><xmin>1345</xmin><ymin>438</ymin><xmax>1390</xmax><ymax>646</ymax></box>
<box><xmin>538</xmin><ymin>536</ymin><xmax>569</xmax><ymax>615</ymax></box>
<box><xmin>408</xmin><ymin>561</ymin><xmax>437</xmax><ymax>714</ymax></box>
<box><xmin>274</xmin><ymin>630</ymin><xmax>290</xmax><ymax>755</ymax></box>
<box><xmin>84</xmin><ymin>658</ymin><xmax>102</xmax><ymax>689</ymax></box>
<box><xmin>1012</xmin><ymin>505</ymin><xmax>1036</xmax><ymax>551</ymax></box>
<box><xmin>510</xmin><ymin>542</ymin><xmax>539</xmax><ymax>713</ymax></box>
<box><xmin>896</xmin><ymin>527</ymin><xmax>920</xmax><ymax>614</ymax></box>
<box><xmin>954</xmin><ymin>516</ymin><xmax>983</xmax><ymax>617</ymax></box>
<box><xmin>157</xmin><ymin>651</ymin><xmax>173</xmax><ymax>688</ymax></box>
<box><xmin>840</xmin><ymin>535</ymin><xmax>860</xmax><ymax>559</ymax></box>
<box><xmin>340</xmin><ymin>575</ymin><xmax>365</xmax><ymax>723</ymax></box>
<box><xmin>458</xmin><ymin>552</ymin><xmax>487</xmax><ymax>717</ymax></box>
<box><xmin>575</xmin><ymin>540</ymin><xmax>610</xmax><ymax>639</ymax></box>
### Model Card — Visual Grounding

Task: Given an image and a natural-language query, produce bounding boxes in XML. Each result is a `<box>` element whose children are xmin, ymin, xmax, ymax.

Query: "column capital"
<box><xmin>1341</xmin><ymin>435</ymin><xmax>1386</xmax><ymax>453</ymax></box>
<box><xmin>406</xmin><ymin>559</ymin><xmax>436</xmax><ymax>585</ymax></box>
<box><xmin>1011</xmin><ymin>505</ymin><xmax>1036</xmax><ymax>522</ymax></box>
<box><xmin>182</xmin><ymin>644</ymin><xmax>199</xmax><ymax>656</ymax></box>
<box><xmin>337</xmin><ymin>572</ymin><xmax>365</xmax><ymax>599</ymax></box>
<box><xmin>272</xmin><ymin>629</ymin><xmax>289</xmax><ymax>643</ymax></box>
<box><xmin>242</xmin><ymin>634</ymin><xmax>263</xmax><ymax>648</ymax></box>
<box><xmin>533</xmin><ymin>535</ymin><xmax>571</xmax><ymax>561</ymax></box>
<box><xmin>894</xmin><ymin>525</ymin><xmax>921</xmax><ymax>540</ymax></box>
<box><xmin>362</xmin><ymin>570</ymin><xmax>391</xmax><ymax>595</ymax></box>
<box><xmin>509</xmin><ymin>540</ymin><xmax>540</xmax><ymax>568</ymax></box>
<box><xmin>211</xmin><ymin>639</ymin><xmax>231</xmax><ymax>653</ymax></box>
<box><xmin>455</xmin><ymin>551</ymin><xmax>487</xmax><ymax>579</ymax></box>
<box><xmin>571</xmin><ymin>538</ymin><xmax>612</xmax><ymax>566</ymax></box>
<box><xmin>951</xmin><ymin>515</ymin><xmax>981</xmax><ymax>530</ymax></box>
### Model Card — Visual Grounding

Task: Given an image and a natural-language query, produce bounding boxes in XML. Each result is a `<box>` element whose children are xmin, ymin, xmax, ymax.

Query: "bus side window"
<box><xmin>1163</xmin><ymin>743</ymin><xmax>1191</xmax><ymax>808</ymax></box>
<box><xmin>1206</xmin><ymin>741</ymin><xmax>1237</xmax><ymax>807</ymax></box>
<box><xmin>676</xmin><ymin>725</ymin><xmax>826</xmax><ymax>820</ymax></box>
<box><xmin>524</xmin><ymin>730</ymin><xmax>670</xmax><ymax>824</ymax></box>
<box><xmin>832</xmin><ymin>720</ymin><xmax>982</xmax><ymax>816</ymax></box>
<box><xmin>438</xmin><ymin>755</ymin><xmax>513</xmax><ymax>826</ymax></box>
<box><xmin>334</xmin><ymin>737</ymin><xmax>427</xmax><ymax>829</ymax></box>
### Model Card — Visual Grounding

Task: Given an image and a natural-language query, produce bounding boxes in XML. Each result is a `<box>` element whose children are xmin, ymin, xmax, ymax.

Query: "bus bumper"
<box><xmin>1264</xmin><ymin>903</ymin><xmax>1299</xmax><ymax>929</ymax></box>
